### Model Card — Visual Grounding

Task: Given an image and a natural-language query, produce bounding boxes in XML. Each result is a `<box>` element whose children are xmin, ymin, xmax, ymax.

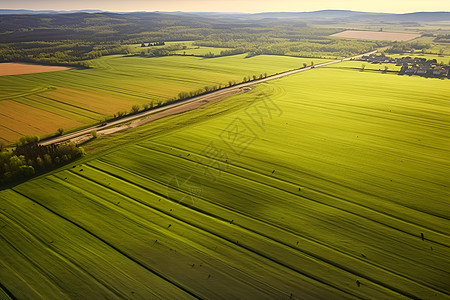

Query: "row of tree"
<box><xmin>109</xmin><ymin>72</ymin><xmax>270</xmax><ymax>120</ymax></box>
<box><xmin>386</xmin><ymin>41</ymin><xmax>432</xmax><ymax>54</ymax></box>
<box><xmin>141</xmin><ymin>41</ymin><xmax>166</xmax><ymax>47</ymax></box>
<box><xmin>0</xmin><ymin>135</ymin><xmax>85</xmax><ymax>186</ymax></box>
<box><xmin>195</xmin><ymin>38</ymin><xmax>391</xmax><ymax>59</ymax></box>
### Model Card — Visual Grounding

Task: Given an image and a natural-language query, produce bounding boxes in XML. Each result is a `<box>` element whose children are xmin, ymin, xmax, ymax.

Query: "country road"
<box><xmin>39</xmin><ymin>49</ymin><xmax>377</xmax><ymax>146</ymax></box>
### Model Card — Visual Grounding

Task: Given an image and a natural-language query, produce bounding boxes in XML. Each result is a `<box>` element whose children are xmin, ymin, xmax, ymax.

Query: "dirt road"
<box><xmin>40</xmin><ymin>50</ymin><xmax>377</xmax><ymax>146</ymax></box>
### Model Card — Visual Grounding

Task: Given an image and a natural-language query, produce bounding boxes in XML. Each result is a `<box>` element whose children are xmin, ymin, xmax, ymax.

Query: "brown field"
<box><xmin>0</xmin><ymin>63</ymin><xmax>71</xmax><ymax>76</ymax></box>
<box><xmin>0</xmin><ymin>100</ymin><xmax>83</xmax><ymax>143</ymax></box>
<box><xmin>331</xmin><ymin>30</ymin><xmax>421</xmax><ymax>41</ymax></box>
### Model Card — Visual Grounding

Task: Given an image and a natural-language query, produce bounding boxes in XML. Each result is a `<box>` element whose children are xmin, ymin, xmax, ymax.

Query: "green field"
<box><xmin>129</xmin><ymin>41</ymin><xmax>233</xmax><ymax>56</ymax></box>
<box><xmin>1</xmin><ymin>65</ymin><xmax>449</xmax><ymax>298</ymax></box>
<box><xmin>0</xmin><ymin>54</ymin><xmax>328</xmax><ymax>144</ymax></box>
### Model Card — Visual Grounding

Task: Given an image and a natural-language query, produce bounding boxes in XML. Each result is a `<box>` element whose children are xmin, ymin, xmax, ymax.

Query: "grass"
<box><xmin>1</xmin><ymin>64</ymin><xmax>449</xmax><ymax>298</ymax></box>
<box><xmin>0</xmin><ymin>54</ymin><xmax>329</xmax><ymax>144</ymax></box>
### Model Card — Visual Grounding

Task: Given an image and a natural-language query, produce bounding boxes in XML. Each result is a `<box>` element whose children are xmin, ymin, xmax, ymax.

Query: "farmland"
<box><xmin>1</xmin><ymin>64</ymin><xmax>449</xmax><ymax>298</ymax></box>
<box><xmin>0</xmin><ymin>54</ymin><xmax>329</xmax><ymax>144</ymax></box>
<box><xmin>0</xmin><ymin>63</ymin><xmax>71</xmax><ymax>76</ymax></box>
<box><xmin>331</xmin><ymin>30</ymin><xmax>421</xmax><ymax>41</ymax></box>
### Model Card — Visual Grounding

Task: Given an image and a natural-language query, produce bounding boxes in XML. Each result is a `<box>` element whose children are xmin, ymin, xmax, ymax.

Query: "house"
<box><xmin>417</xmin><ymin>68</ymin><xmax>427</xmax><ymax>75</ymax></box>
<box><xmin>405</xmin><ymin>67</ymin><xmax>416</xmax><ymax>75</ymax></box>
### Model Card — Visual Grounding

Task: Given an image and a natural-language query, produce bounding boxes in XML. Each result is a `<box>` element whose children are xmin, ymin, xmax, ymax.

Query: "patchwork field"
<box><xmin>331</xmin><ymin>30</ymin><xmax>421</xmax><ymax>41</ymax></box>
<box><xmin>0</xmin><ymin>54</ymin><xmax>328</xmax><ymax>144</ymax></box>
<box><xmin>1</xmin><ymin>65</ymin><xmax>449</xmax><ymax>298</ymax></box>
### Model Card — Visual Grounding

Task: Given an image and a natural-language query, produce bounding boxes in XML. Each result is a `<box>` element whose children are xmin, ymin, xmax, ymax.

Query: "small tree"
<box><xmin>130</xmin><ymin>105</ymin><xmax>140</xmax><ymax>114</ymax></box>
<box><xmin>43</xmin><ymin>154</ymin><xmax>52</xmax><ymax>167</ymax></box>
<box><xmin>57</xmin><ymin>128</ymin><xmax>64</xmax><ymax>136</ymax></box>
<box><xmin>303</xmin><ymin>63</ymin><xmax>307</xmax><ymax>68</ymax></box>
<box><xmin>361</xmin><ymin>64</ymin><xmax>366</xmax><ymax>71</ymax></box>
<box><xmin>91</xmin><ymin>130</ymin><xmax>97</xmax><ymax>139</ymax></box>
<box><xmin>383</xmin><ymin>66</ymin><xmax>388</xmax><ymax>73</ymax></box>
<box><xmin>36</xmin><ymin>156</ymin><xmax>45</xmax><ymax>170</ymax></box>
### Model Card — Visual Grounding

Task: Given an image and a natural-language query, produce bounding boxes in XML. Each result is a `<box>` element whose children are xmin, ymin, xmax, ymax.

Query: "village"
<box><xmin>360</xmin><ymin>53</ymin><xmax>450</xmax><ymax>78</ymax></box>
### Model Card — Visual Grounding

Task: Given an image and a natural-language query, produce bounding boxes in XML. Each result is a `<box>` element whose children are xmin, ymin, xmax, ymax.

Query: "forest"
<box><xmin>0</xmin><ymin>12</ymin><xmax>395</xmax><ymax>65</ymax></box>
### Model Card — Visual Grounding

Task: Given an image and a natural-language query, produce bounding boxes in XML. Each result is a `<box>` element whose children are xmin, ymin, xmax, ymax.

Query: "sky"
<box><xmin>2</xmin><ymin>0</ymin><xmax>449</xmax><ymax>13</ymax></box>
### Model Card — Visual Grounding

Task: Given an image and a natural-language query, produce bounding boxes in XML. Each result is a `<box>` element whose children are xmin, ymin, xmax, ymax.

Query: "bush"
<box><xmin>130</xmin><ymin>104</ymin><xmax>140</xmax><ymax>114</ymax></box>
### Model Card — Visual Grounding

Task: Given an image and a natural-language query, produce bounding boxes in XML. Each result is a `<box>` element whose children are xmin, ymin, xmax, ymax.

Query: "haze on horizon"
<box><xmin>3</xmin><ymin>0</ymin><xmax>449</xmax><ymax>14</ymax></box>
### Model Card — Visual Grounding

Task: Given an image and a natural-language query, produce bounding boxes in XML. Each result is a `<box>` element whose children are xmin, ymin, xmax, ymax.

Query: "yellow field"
<box><xmin>42</xmin><ymin>87</ymin><xmax>136</xmax><ymax>115</ymax></box>
<box><xmin>0</xmin><ymin>62</ymin><xmax>71</xmax><ymax>76</ymax></box>
<box><xmin>0</xmin><ymin>100</ymin><xmax>83</xmax><ymax>143</ymax></box>
<box><xmin>0</xmin><ymin>54</ymin><xmax>329</xmax><ymax>144</ymax></box>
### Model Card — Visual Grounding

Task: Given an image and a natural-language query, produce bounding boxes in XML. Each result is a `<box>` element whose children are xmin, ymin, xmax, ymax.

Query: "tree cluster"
<box><xmin>0</xmin><ymin>135</ymin><xmax>85</xmax><ymax>186</ymax></box>
<box><xmin>142</xmin><ymin>41</ymin><xmax>166</xmax><ymax>47</ymax></box>
<box><xmin>386</xmin><ymin>41</ymin><xmax>431</xmax><ymax>54</ymax></box>
<box><xmin>434</xmin><ymin>34</ymin><xmax>450</xmax><ymax>43</ymax></box>
<box><xmin>0</xmin><ymin>41</ymin><xmax>133</xmax><ymax>66</ymax></box>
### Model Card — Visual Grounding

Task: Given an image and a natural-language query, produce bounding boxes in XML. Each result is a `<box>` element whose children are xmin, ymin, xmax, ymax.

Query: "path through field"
<box><xmin>41</xmin><ymin>50</ymin><xmax>377</xmax><ymax>146</ymax></box>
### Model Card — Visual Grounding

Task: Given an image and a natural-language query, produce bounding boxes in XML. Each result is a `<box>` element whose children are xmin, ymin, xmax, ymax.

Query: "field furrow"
<box><xmin>80</xmin><ymin>159</ymin><xmax>449</xmax><ymax>298</ymax></box>
<box><xmin>1</xmin><ymin>55</ymin><xmax>448</xmax><ymax>299</ymax></box>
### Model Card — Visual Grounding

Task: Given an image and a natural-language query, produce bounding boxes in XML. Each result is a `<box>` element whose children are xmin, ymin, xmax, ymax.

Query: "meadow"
<box><xmin>1</xmin><ymin>64</ymin><xmax>448</xmax><ymax>299</ymax></box>
<box><xmin>0</xmin><ymin>54</ymin><xmax>328</xmax><ymax>145</ymax></box>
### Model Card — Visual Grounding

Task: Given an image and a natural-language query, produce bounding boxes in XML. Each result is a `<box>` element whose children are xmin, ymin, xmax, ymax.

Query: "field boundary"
<box><xmin>40</xmin><ymin>50</ymin><xmax>377</xmax><ymax>147</ymax></box>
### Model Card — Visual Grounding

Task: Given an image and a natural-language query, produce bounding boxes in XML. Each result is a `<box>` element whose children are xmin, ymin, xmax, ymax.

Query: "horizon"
<box><xmin>2</xmin><ymin>8</ymin><xmax>450</xmax><ymax>14</ymax></box>
<box><xmin>2</xmin><ymin>0</ymin><xmax>449</xmax><ymax>14</ymax></box>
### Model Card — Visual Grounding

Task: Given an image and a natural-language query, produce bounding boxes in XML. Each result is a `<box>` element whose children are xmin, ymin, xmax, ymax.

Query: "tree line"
<box><xmin>0</xmin><ymin>41</ymin><xmax>134</xmax><ymax>66</ymax></box>
<box><xmin>109</xmin><ymin>72</ymin><xmax>270</xmax><ymax>121</ymax></box>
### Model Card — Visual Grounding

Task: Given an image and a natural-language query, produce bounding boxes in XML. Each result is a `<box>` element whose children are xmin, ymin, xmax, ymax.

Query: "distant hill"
<box><xmin>0</xmin><ymin>9</ymin><xmax>104</xmax><ymax>15</ymax></box>
<box><xmin>1</xmin><ymin>9</ymin><xmax>449</xmax><ymax>22</ymax></box>
<box><xmin>378</xmin><ymin>12</ymin><xmax>450</xmax><ymax>22</ymax></box>
<box><xmin>0</xmin><ymin>9</ymin><xmax>448</xmax><ymax>43</ymax></box>
<box><xmin>250</xmin><ymin>10</ymin><xmax>385</xmax><ymax>19</ymax></box>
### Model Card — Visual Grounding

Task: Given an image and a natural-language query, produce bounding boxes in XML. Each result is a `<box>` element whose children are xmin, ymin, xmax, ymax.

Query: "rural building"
<box><xmin>361</xmin><ymin>54</ymin><xmax>449</xmax><ymax>78</ymax></box>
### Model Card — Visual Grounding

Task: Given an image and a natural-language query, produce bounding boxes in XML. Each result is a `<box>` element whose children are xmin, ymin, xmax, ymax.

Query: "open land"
<box><xmin>331</xmin><ymin>30</ymin><xmax>421</xmax><ymax>41</ymax></box>
<box><xmin>0</xmin><ymin>63</ymin><xmax>71</xmax><ymax>76</ymax></box>
<box><xmin>1</xmin><ymin>10</ymin><xmax>450</xmax><ymax>300</ymax></box>
<box><xmin>0</xmin><ymin>54</ymin><xmax>329</xmax><ymax>144</ymax></box>
<box><xmin>1</xmin><ymin>64</ymin><xmax>449</xmax><ymax>299</ymax></box>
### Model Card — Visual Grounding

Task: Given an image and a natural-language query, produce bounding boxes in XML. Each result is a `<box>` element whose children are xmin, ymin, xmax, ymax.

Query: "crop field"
<box><xmin>173</xmin><ymin>46</ymin><xmax>233</xmax><ymax>56</ymax></box>
<box><xmin>324</xmin><ymin>60</ymin><xmax>402</xmax><ymax>72</ymax></box>
<box><xmin>129</xmin><ymin>41</ymin><xmax>233</xmax><ymax>56</ymax></box>
<box><xmin>1</xmin><ymin>65</ymin><xmax>449</xmax><ymax>299</ymax></box>
<box><xmin>0</xmin><ymin>54</ymin><xmax>328</xmax><ymax>144</ymax></box>
<box><xmin>0</xmin><ymin>63</ymin><xmax>71</xmax><ymax>76</ymax></box>
<box><xmin>331</xmin><ymin>30</ymin><xmax>421</xmax><ymax>41</ymax></box>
